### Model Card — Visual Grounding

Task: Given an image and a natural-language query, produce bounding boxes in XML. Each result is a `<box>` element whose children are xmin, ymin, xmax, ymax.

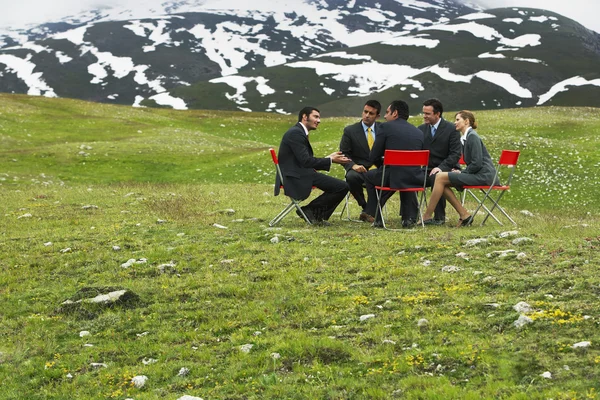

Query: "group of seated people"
<box><xmin>274</xmin><ymin>98</ymin><xmax>498</xmax><ymax>227</ymax></box>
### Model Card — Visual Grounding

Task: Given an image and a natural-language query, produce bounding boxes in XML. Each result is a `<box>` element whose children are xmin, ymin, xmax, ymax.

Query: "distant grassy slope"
<box><xmin>1</xmin><ymin>94</ymin><xmax>600</xmax><ymax>214</ymax></box>
<box><xmin>1</xmin><ymin>94</ymin><xmax>600</xmax><ymax>399</ymax></box>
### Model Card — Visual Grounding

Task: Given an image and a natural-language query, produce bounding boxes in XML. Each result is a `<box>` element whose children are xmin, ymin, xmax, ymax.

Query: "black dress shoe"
<box><xmin>315</xmin><ymin>220</ymin><xmax>331</xmax><ymax>227</ymax></box>
<box><xmin>296</xmin><ymin>207</ymin><xmax>316</xmax><ymax>223</ymax></box>
<box><xmin>402</xmin><ymin>219</ymin><xmax>416</xmax><ymax>229</ymax></box>
<box><xmin>419</xmin><ymin>218</ymin><xmax>436</xmax><ymax>226</ymax></box>
<box><xmin>372</xmin><ymin>221</ymin><xmax>384</xmax><ymax>228</ymax></box>
<box><xmin>458</xmin><ymin>215</ymin><xmax>474</xmax><ymax>227</ymax></box>
<box><xmin>433</xmin><ymin>219</ymin><xmax>445</xmax><ymax>225</ymax></box>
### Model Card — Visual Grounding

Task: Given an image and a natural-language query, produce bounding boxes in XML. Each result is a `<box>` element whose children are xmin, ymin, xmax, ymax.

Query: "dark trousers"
<box><xmin>345</xmin><ymin>169</ymin><xmax>368</xmax><ymax>209</ymax></box>
<box><xmin>427</xmin><ymin>173</ymin><xmax>447</xmax><ymax>221</ymax></box>
<box><xmin>364</xmin><ymin>169</ymin><xmax>418</xmax><ymax>223</ymax></box>
<box><xmin>305</xmin><ymin>173</ymin><xmax>349</xmax><ymax>221</ymax></box>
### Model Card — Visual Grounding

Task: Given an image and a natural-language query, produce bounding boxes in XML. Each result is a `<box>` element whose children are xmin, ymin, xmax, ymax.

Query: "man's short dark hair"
<box><xmin>364</xmin><ymin>99</ymin><xmax>381</xmax><ymax>115</ymax></box>
<box><xmin>389</xmin><ymin>100</ymin><xmax>410</xmax><ymax>120</ymax></box>
<box><xmin>423</xmin><ymin>98</ymin><xmax>443</xmax><ymax>117</ymax></box>
<box><xmin>298</xmin><ymin>106</ymin><xmax>320</xmax><ymax>122</ymax></box>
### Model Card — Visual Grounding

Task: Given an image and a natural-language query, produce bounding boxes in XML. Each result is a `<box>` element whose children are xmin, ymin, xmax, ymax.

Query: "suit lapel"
<box><xmin>356</xmin><ymin>122</ymin><xmax>370</xmax><ymax>153</ymax></box>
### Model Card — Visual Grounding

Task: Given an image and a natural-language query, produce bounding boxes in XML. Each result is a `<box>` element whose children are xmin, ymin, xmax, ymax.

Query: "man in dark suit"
<box><xmin>418</xmin><ymin>99</ymin><xmax>462</xmax><ymax>225</ymax></box>
<box><xmin>363</xmin><ymin>100</ymin><xmax>425</xmax><ymax>228</ymax></box>
<box><xmin>339</xmin><ymin>99</ymin><xmax>382</xmax><ymax>221</ymax></box>
<box><xmin>275</xmin><ymin>106</ymin><xmax>350</xmax><ymax>224</ymax></box>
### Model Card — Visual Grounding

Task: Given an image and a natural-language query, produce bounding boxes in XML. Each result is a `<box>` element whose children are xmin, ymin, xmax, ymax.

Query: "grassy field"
<box><xmin>1</xmin><ymin>94</ymin><xmax>599</xmax><ymax>399</ymax></box>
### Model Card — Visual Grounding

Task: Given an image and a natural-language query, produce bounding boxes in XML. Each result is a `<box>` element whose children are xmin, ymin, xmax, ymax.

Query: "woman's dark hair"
<box><xmin>455</xmin><ymin>110</ymin><xmax>478</xmax><ymax>129</ymax></box>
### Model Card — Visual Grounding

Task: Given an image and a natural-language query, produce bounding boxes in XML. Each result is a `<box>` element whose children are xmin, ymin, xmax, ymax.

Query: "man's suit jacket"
<box><xmin>274</xmin><ymin>122</ymin><xmax>331</xmax><ymax>200</ymax></box>
<box><xmin>418</xmin><ymin>118</ymin><xmax>461</xmax><ymax>171</ymax></box>
<box><xmin>339</xmin><ymin>121</ymin><xmax>381</xmax><ymax>172</ymax></box>
<box><xmin>369</xmin><ymin>118</ymin><xmax>425</xmax><ymax>188</ymax></box>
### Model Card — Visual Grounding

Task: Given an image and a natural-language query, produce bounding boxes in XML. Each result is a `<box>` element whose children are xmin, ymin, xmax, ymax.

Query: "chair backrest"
<box><xmin>498</xmin><ymin>150</ymin><xmax>520</xmax><ymax>166</ymax></box>
<box><xmin>270</xmin><ymin>148</ymin><xmax>279</xmax><ymax>165</ymax></box>
<box><xmin>383</xmin><ymin>150</ymin><xmax>429</xmax><ymax>167</ymax></box>
<box><xmin>269</xmin><ymin>148</ymin><xmax>285</xmax><ymax>187</ymax></box>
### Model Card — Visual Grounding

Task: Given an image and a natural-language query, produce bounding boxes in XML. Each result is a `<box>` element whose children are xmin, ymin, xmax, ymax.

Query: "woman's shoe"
<box><xmin>457</xmin><ymin>215</ymin><xmax>473</xmax><ymax>227</ymax></box>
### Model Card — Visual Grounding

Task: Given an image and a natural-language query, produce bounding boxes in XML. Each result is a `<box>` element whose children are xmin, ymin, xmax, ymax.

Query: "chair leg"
<box><xmin>467</xmin><ymin>190</ymin><xmax>503</xmax><ymax>225</ymax></box>
<box><xmin>480</xmin><ymin>191</ymin><xmax>516</xmax><ymax>226</ymax></box>
<box><xmin>269</xmin><ymin>201</ymin><xmax>312</xmax><ymax>226</ymax></box>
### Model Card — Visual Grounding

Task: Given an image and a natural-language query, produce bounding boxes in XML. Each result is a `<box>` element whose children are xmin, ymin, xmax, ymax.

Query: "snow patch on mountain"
<box><xmin>0</xmin><ymin>54</ymin><xmax>56</xmax><ymax>97</ymax></box>
<box><xmin>538</xmin><ymin>76</ymin><xmax>600</xmax><ymax>105</ymax></box>
<box><xmin>210</xmin><ymin>75</ymin><xmax>275</xmax><ymax>106</ymax></box>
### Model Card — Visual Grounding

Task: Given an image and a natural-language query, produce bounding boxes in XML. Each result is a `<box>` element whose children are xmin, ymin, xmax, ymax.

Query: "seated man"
<box><xmin>363</xmin><ymin>100</ymin><xmax>425</xmax><ymax>228</ymax></box>
<box><xmin>418</xmin><ymin>98</ymin><xmax>461</xmax><ymax>225</ymax></box>
<box><xmin>339</xmin><ymin>99</ymin><xmax>382</xmax><ymax>221</ymax></box>
<box><xmin>275</xmin><ymin>106</ymin><xmax>350</xmax><ymax>224</ymax></box>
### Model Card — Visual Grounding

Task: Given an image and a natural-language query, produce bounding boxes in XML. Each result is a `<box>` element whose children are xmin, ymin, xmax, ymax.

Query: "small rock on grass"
<box><xmin>572</xmin><ymin>341</ymin><xmax>591</xmax><ymax>349</ymax></box>
<box><xmin>512</xmin><ymin>237</ymin><xmax>533</xmax><ymax>245</ymax></box>
<box><xmin>213</xmin><ymin>223</ymin><xmax>228</xmax><ymax>229</ymax></box>
<box><xmin>465</xmin><ymin>238</ymin><xmax>488</xmax><ymax>247</ymax></box>
<box><xmin>178</xmin><ymin>367</ymin><xmax>190</xmax><ymax>377</ymax></box>
<box><xmin>131</xmin><ymin>375</ymin><xmax>148</xmax><ymax>388</ymax></box>
<box><xmin>178</xmin><ymin>396</ymin><xmax>204</xmax><ymax>400</ymax></box>
<box><xmin>442</xmin><ymin>265</ymin><xmax>460</xmax><ymax>273</ymax></box>
<box><xmin>239</xmin><ymin>344</ymin><xmax>254</xmax><ymax>353</ymax></box>
<box><xmin>513</xmin><ymin>301</ymin><xmax>532</xmax><ymax>313</ymax></box>
<box><xmin>79</xmin><ymin>331</ymin><xmax>90</xmax><ymax>337</ymax></box>
<box><xmin>520</xmin><ymin>210</ymin><xmax>534</xmax><ymax>217</ymax></box>
<box><xmin>360</xmin><ymin>314</ymin><xmax>375</xmax><ymax>322</ymax></box>
<box><xmin>513</xmin><ymin>315</ymin><xmax>533</xmax><ymax>328</ymax></box>
<box><xmin>499</xmin><ymin>230</ymin><xmax>519</xmax><ymax>238</ymax></box>
<box><xmin>541</xmin><ymin>371</ymin><xmax>552</xmax><ymax>379</ymax></box>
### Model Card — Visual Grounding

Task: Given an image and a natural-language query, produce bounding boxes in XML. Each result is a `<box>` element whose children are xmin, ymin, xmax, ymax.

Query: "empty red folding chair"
<box><xmin>460</xmin><ymin>150</ymin><xmax>520</xmax><ymax>226</ymax></box>
<box><xmin>374</xmin><ymin>150</ymin><xmax>429</xmax><ymax>229</ymax></box>
<box><xmin>268</xmin><ymin>148</ymin><xmax>314</xmax><ymax>226</ymax></box>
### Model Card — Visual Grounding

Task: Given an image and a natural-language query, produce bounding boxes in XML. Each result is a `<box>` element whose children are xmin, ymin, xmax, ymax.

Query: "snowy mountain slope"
<box><xmin>0</xmin><ymin>0</ymin><xmax>599</xmax><ymax>115</ymax></box>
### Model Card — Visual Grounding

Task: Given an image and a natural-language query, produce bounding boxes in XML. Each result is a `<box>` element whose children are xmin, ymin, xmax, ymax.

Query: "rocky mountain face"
<box><xmin>1</xmin><ymin>0</ymin><xmax>599</xmax><ymax>115</ymax></box>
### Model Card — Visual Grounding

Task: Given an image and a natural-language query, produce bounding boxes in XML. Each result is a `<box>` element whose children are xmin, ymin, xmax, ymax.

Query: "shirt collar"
<box><xmin>431</xmin><ymin>119</ymin><xmax>441</xmax><ymax>131</ymax></box>
<box><xmin>460</xmin><ymin>127</ymin><xmax>473</xmax><ymax>145</ymax></box>
<box><xmin>298</xmin><ymin>122</ymin><xmax>309</xmax><ymax>136</ymax></box>
<box><xmin>362</xmin><ymin>121</ymin><xmax>375</xmax><ymax>134</ymax></box>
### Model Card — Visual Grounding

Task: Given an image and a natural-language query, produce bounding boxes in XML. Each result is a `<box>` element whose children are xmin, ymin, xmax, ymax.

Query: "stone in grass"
<box><xmin>442</xmin><ymin>265</ymin><xmax>460</xmax><ymax>273</ymax></box>
<box><xmin>79</xmin><ymin>331</ymin><xmax>91</xmax><ymax>337</ymax></box>
<box><xmin>520</xmin><ymin>210</ymin><xmax>534</xmax><ymax>217</ymax></box>
<box><xmin>131</xmin><ymin>375</ymin><xmax>148</xmax><ymax>388</ymax></box>
<box><xmin>213</xmin><ymin>223</ymin><xmax>228</xmax><ymax>229</ymax></box>
<box><xmin>360</xmin><ymin>314</ymin><xmax>375</xmax><ymax>322</ymax></box>
<box><xmin>157</xmin><ymin>262</ymin><xmax>176</xmax><ymax>274</ymax></box>
<box><xmin>513</xmin><ymin>301</ymin><xmax>533</xmax><ymax>313</ymax></box>
<box><xmin>17</xmin><ymin>213</ymin><xmax>32</xmax><ymax>219</ymax></box>
<box><xmin>513</xmin><ymin>315</ymin><xmax>533</xmax><ymax>328</ymax></box>
<box><xmin>142</xmin><ymin>358</ymin><xmax>158</xmax><ymax>365</ymax></box>
<box><xmin>572</xmin><ymin>341</ymin><xmax>591</xmax><ymax>349</ymax></box>
<box><xmin>517</xmin><ymin>252</ymin><xmax>527</xmax><ymax>260</ymax></box>
<box><xmin>239</xmin><ymin>344</ymin><xmax>254</xmax><ymax>353</ymax></box>
<box><xmin>178</xmin><ymin>396</ymin><xmax>204</xmax><ymax>400</ymax></box>
<box><xmin>499</xmin><ymin>230</ymin><xmax>519</xmax><ymax>238</ymax></box>
<box><xmin>82</xmin><ymin>205</ymin><xmax>98</xmax><ymax>210</ymax></box>
<box><xmin>541</xmin><ymin>371</ymin><xmax>552</xmax><ymax>379</ymax></box>
<box><xmin>417</xmin><ymin>319</ymin><xmax>429</xmax><ymax>329</ymax></box>
<box><xmin>487</xmin><ymin>249</ymin><xmax>516</xmax><ymax>258</ymax></box>
<box><xmin>57</xmin><ymin>286</ymin><xmax>141</xmax><ymax>319</ymax></box>
<box><xmin>90</xmin><ymin>362</ymin><xmax>107</xmax><ymax>369</ymax></box>
<box><xmin>178</xmin><ymin>367</ymin><xmax>190</xmax><ymax>377</ymax></box>
<box><xmin>512</xmin><ymin>237</ymin><xmax>533</xmax><ymax>245</ymax></box>
<box><xmin>270</xmin><ymin>236</ymin><xmax>280</xmax><ymax>244</ymax></box>
<box><xmin>465</xmin><ymin>238</ymin><xmax>488</xmax><ymax>247</ymax></box>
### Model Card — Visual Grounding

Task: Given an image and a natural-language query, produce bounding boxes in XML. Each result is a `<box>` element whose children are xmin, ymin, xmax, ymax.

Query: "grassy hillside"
<box><xmin>1</xmin><ymin>94</ymin><xmax>599</xmax><ymax>399</ymax></box>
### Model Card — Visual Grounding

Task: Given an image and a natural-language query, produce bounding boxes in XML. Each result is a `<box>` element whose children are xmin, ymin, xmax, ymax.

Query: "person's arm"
<box><xmin>463</xmin><ymin>134</ymin><xmax>484</xmax><ymax>174</ymax></box>
<box><xmin>438</xmin><ymin>129</ymin><xmax>462</xmax><ymax>172</ymax></box>
<box><xmin>339</xmin><ymin>126</ymin><xmax>356</xmax><ymax>172</ymax></box>
<box><xmin>287</xmin><ymin>130</ymin><xmax>332</xmax><ymax>171</ymax></box>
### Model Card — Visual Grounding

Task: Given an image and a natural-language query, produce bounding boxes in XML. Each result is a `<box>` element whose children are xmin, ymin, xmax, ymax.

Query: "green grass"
<box><xmin>1</xmin><ymin>94</ymin><xmax>599</xmax><ymax>399</ymax></box>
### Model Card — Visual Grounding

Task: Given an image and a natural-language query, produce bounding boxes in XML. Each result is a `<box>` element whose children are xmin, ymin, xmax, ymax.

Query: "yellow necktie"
<box><xmin>367</xmin><ymin>127</ymin><xmax>374</xmax><ymax>150</ymax></box>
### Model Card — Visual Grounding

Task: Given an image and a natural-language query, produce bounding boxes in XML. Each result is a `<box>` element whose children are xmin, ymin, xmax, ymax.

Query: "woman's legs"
<box><xmin>422</xmin><ymin>173</ymin><xmax>470</xmax><ymax>221</ymax></box>
<box><xmin>422</xmin><ymin>172</ymin><xmax>450</xmax><ymax>220</ymax></box>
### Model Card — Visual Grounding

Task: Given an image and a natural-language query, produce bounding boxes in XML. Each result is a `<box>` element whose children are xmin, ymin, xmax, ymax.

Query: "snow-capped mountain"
<box><xmin>1</xmin><ymin>0</ymin><xmax>599</xmax><ymax>115</ymax></box>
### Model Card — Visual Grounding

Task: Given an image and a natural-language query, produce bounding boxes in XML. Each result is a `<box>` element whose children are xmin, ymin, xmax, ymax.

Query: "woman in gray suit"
<box><xmin>420</xmin><ymin>110</ymin><xmax>497</xmax><ymax>227</ymax></box>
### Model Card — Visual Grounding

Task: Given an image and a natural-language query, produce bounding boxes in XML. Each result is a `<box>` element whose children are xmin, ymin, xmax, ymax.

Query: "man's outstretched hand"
<box><xmin>329</xmin><ymin>151</ymin><xmax>351</xmax><ymax>164</ymax></box>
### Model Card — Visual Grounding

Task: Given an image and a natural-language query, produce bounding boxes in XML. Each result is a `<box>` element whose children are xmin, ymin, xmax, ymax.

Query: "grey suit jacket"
<box><xmin>274</xmin><ymin>122</ymin><xmax>331</xmax><ymax>200</ymax></box>
<box><xmin>460</xmin><ymin>129</ymin><xmax>497</xmax><ymax>186</ymax></box>
<box><xmin>339</xmin><ymin>121</ymin><xmax>381</xmax><ymax>172</ymax></box>
<box><xmin>418</xmin><ymin>118</ymin><xmax>461</xmax><ymax>171</ymax></box>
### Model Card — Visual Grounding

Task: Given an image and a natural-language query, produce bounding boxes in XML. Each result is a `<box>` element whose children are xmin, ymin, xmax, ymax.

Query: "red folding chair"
<box><xmin>374</xmin><ymin>150</ymin><xmax>429</xmax><ymax>230</ymax></box>
<box><xmin>268</xmin><ymin>148</ymin><xmax>314</xmax><ymax>226</ymax></box>
<box><xmin>459</xmin><ymin>150</ymin><xmax>520</xmax><ymax>226</ymax></box>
